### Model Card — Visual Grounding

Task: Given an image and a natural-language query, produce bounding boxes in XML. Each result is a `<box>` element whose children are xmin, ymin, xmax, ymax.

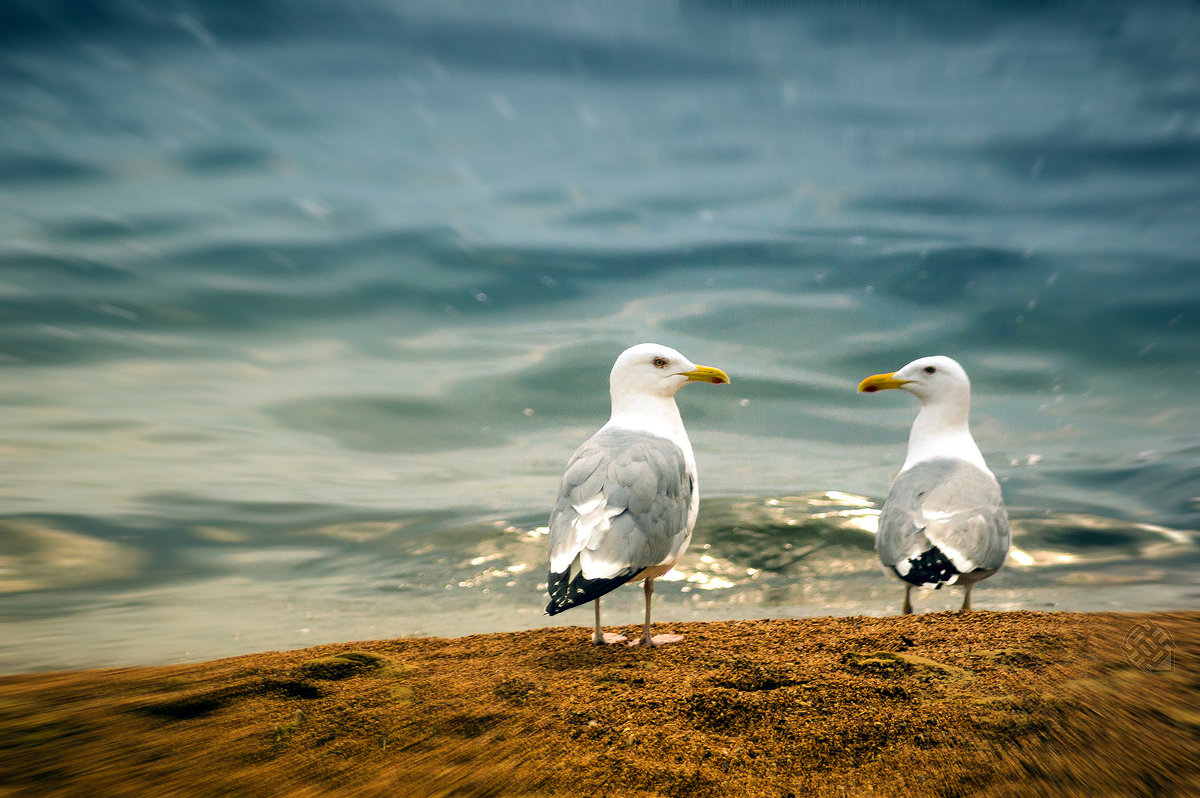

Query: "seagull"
<box><xmin>858</xmin><ymin>356</ymin><xmax>1010</xmax><ymax>614</ymax></box>
<box><xmin>545</xmin><ymin>343</ymin><xmax>729</xmax><ymax>646</ymax></box>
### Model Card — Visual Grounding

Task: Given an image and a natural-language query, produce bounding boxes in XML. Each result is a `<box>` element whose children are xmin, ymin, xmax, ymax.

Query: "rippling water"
<box><xmin>2</xmin><ymin>0</ymin><xmax>1198</xmax><ymax>672</ymax></box>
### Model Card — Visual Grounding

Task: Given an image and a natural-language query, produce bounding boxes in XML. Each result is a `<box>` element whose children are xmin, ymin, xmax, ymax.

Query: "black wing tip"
<box><xmin>894</xmin><ymin>545</ymin><xmax>960</xmax><ymax>588</ymax></box>
<box><xmin>545</xmin><ymin>569</ymin><xmax>634</xmax><ymax>616</ymax></box>
<box><xmin>544</xmin><ymin>589</ymin><xmax>575</xmax><ymax>616</ymax></box>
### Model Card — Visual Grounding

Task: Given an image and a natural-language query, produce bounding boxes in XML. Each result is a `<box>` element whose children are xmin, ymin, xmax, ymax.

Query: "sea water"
<box><xmin>1</xmin><ymin>0</ymin><xmax>1197</xmax><ymax>672</ymax></box>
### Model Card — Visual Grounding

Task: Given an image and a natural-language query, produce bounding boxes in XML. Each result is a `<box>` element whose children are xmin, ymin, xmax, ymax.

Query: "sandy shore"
<box><xmin>1</xmin><ymin>611</ymin><xmax>1196</xmax><ymax>797</ymax></box>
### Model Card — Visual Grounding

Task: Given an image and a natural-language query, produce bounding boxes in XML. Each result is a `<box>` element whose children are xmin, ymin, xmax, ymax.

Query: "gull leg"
<box><xmin>902</xmin><ymin>585</ymin><xmax>913</xmax><ymax>615</ymax></box>
<box><xmin>629</xmin><ymin>579</ymin><xmax>682</xmax><ymax>647</ymax></box>
<box><xmin>960</xmin><ymin>588</ymin><xmax>972</xmax><ymax>613</ymax></box>
<box><xmin>591</xmin><ymin>597</ymin><xmax>627</xmax><ymax>645</ymax></box>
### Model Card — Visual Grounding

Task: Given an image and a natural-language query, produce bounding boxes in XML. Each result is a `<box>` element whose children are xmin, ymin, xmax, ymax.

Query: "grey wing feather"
<box><xmin>877</xmin><ymin>458</ymin><xmax>1010</xmax><ymax>587</ymax></box>
<box><xmin>546</xmin><ymin>428</ymin><xmax>693</xmax><ymax>615</ymax></box>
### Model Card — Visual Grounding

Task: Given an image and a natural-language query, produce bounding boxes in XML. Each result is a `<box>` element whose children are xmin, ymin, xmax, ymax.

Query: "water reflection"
<box><xmin>5</xmin><ymin>492</ymin><xmax>1194</xmax><ymax>671</ymax></box>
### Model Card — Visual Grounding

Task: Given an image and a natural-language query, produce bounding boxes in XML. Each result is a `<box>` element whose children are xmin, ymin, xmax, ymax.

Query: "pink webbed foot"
<box><xmin>592</xmin><ymin>632</ymin><xmax>629</xmax><ymax>646</ymax></box>
<box><xmin>628</xmin><ymin>633</ymin><xmax>684</xmax><ymax>648</ymax></box>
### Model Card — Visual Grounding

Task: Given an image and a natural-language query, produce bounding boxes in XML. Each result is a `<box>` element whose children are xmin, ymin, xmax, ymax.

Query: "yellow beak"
<box><xmin>858</xmin><ymin>372</ymin><xmax>911</xmax><ymax>393</ymax></box>
<box><xmin>681</xmin><ymin>365</ymin><xmax>730</xmax><ymax>385</ymax></box>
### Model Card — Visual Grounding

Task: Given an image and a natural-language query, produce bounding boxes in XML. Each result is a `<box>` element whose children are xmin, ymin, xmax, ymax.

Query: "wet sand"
<box><xmin>2</xmin><ymin>611</ymin><xmax>1196</xmax><ymax>797</ymax></box>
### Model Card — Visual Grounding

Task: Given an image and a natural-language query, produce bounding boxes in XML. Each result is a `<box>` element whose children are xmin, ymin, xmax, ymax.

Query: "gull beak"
<box><xmin>681</xmin><ymin>365</ymin><xmax>730</xmax><ymax>385</ymax></box>
<box><xmin>858</xmin><ymin>372</ymin><xmax>911</xmax><ymax>393</ymax></box>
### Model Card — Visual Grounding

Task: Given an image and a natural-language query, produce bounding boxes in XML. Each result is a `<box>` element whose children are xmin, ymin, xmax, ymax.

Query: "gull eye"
<box><xmin>652</xmin><ymin>357</ymin><xmax>669</xmax><ymax>369</ymax></box>
<box><xmin>923</xmin><ymin>366</ymin><xmax>937</xmax><ymax>374</ymax></box>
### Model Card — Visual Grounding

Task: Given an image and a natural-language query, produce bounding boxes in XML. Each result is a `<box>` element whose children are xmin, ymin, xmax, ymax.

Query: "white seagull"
<box><xmin>545</xmin><ymin>343</ymin><xmax>729</xmax><ymax>646</ymax></box>
<box><xmin>858</xmin><ymin>356</ymin><xmax>1010</xmax><ymax>614</ymax></box>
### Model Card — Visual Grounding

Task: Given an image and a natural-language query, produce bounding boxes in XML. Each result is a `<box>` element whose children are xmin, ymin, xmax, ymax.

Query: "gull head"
<box><xmin>858</xmin><ymin>355</ymin><xmax>970</xmax><ymax>406</ymax></box>
<box><xmin>610</xmin><ymin>343</ymin><xmax>729</xmax><ymax>401</ymax></box>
